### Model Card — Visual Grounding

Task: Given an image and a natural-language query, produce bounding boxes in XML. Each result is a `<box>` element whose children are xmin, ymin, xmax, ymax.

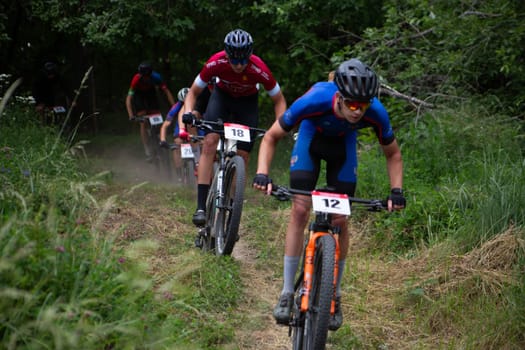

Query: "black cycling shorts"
<box><xmin>132</xmin><ymin>90</ymin><xmax>160</xmax><ymax>113</ymax></box>
<box><xmin>290</xmin><ymin>133</ymin><xmax>356</xmax><ymax>196</ymax></box>
<box><xmin>204</xmin><ymin>87</ymin><xmax>259</xmax><ymax>152</ymax></box>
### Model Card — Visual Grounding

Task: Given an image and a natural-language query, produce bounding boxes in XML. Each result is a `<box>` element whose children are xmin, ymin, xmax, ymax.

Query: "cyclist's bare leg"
<box><xmin>140</xmin><ymin>123</ymin><xmax>150</xmax><ymax>155</ymax></box>
<box><xmin>331</xmin><ymin>214</ymin><xmax>349</xmax><ymax>259</ymax></box>
<box><xmin>172</xmin><ymin>136</ymin><xmax>183</xmax><ymax>169</ymax></box>
<box><xmin>136</xmin><ymin>111</ymin><xmax>151</xmax><ymax>157</ymax></box>
<box><xmin>197</xmin><ymin>132</ymin><xmax>220</xmax><ymax>185</ymax></box>
<box><xmin>277</xmin><ymin>194</ymin><xmax>310</xmax><ymax>304</ymax></box>
<box><xmin>284</xmin><ymin>194</ymin><xmax>311</xmax><ymax>257</ymax></box>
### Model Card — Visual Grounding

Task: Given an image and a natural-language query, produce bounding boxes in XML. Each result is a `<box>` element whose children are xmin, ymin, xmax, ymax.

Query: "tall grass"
<box><xmin>0</xmin><ymin>98</ymin><xmax>244</xmax><ymax>348</ymax></box>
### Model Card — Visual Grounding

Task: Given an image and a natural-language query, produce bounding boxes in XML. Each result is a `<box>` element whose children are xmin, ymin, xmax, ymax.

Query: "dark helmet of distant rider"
<box><xmin>224</xmin><ymin>29</ymin><xmax>253</xmax><ymax>60</ymax></box>
<box><xmin>334</xmin><ymin>58</ymin><xmax>379</xmax><ymax>102</ymax></box>
<box><xmin>43</xmin><ymin>61</ymin><xmax>58</xmax><ymax>77</ymax></box>
<box><xmin>138</xmin><ymin>61</ymin><xmax>153</xmax><ymax>76</ymax></box>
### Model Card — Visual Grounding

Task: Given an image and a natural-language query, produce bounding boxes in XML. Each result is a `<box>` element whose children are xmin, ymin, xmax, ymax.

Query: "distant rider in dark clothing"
<box><xmin>32</xmin><ymin>61</ymin><xmax>71</xmax><ymax>116</ymax></box>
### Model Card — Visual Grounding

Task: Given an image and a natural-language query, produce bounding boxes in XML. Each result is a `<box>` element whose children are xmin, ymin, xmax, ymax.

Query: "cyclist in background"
<box><xmin>126</xmin><ymin>62</ymin><xmax>175</xmax><ymax>161</ymax></box>
<box><xmin>160</xmin><ymin>80</ymin><xmax>216</xmax><ymax>178</ymax></box>
<box><xmin>252</xmin><ymin>59</ymin><xmax>406</xmax><ymax>330</ymax></box>
<box><xmin>181</xmin><ymin>28</ymin><xmax>287</xmax><ymax>227</ymax></box>
<box><xmin>160</xmin><ymin>87</ymin><xmax>192</xmax><ymax>180</ymax></box>
<box><xmin>32</xmin><ymin>61</ymin><xmax>73</xmax><ymax>117</ymax></box>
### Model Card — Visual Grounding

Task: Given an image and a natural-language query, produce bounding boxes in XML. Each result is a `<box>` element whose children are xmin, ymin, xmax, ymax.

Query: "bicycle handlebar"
<box><xmin>270</xmin><ymin>185</ymin><xmax>387</xmax><ymax>212</ymax></box>
<box><xmin>184</xmin><ymin>116</ymin><xmax>267</xmax><ymax>136</ymax></box>
<box><xmin>130</xmin><ymin>116</ymin><xmax>146</xmax><ymax>123</ymax></box>
<box><xmin>163</xmin><ymin>136</ymin><xmax>202</xmax><ymax>150</ymax></box>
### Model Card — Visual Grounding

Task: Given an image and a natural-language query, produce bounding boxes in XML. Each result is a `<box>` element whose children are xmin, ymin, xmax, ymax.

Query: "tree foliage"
<box><xmin>336</xmin><ymin>0</ymin><xmax>525</xmax><ymax>115</ymax></box>
<box><xmin>1</xmin><ymin>0</ymin><xmax>524</xmax><ymax>123</ymax></box>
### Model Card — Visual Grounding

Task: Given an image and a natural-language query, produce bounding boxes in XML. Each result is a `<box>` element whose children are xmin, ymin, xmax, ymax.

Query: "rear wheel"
<box><xmin>148</xmin><ymin>127</ymin><xmax>161</xmax><ymax>173</ymax></box>
<box><xmin>215</xmin><ymin>155</ymin><xmax>245</xmax><ymax>256</ymax></box>
<box><xmin>303</xmin><ymin>234</ymin><xmax>335</xmax><ymax>349</ymax></box>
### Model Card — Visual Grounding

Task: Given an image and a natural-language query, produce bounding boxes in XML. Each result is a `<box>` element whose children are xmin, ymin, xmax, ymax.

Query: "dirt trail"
<box><xmin>87</xmin><ymin>139</ymin><xmax>292</xmax><ymax>349</ymax></box>
<box><xmin>88</xmin><ymin>137</ymin><xmax>490</xmax><ymax>349</ymax></box>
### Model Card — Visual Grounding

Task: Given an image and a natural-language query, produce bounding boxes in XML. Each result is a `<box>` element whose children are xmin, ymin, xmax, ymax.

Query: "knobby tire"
<box><xmin>293</xmin><ymin>234</ymin><xmax>335</xmax><ymax>350</ymax></box>
<box><xmin>215</xmin><ymin>155</ymin><xmax>245</xmax><ymax>256</ymax></box>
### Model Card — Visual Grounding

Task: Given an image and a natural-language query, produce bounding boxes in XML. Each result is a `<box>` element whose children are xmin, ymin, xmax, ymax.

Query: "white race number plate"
<box><xmin>311</xmin><ymin>191</ymin><xmax>351</xmax><ymax>215</ymax></box>
<box><xmin>224</xmin><ymin>123</ymin><xmax>251</xmax><ymax>142</ymax></box>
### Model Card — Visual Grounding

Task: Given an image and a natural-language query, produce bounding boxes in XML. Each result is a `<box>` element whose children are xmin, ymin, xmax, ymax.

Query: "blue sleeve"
<box><xmin>151</xmin><ymin>72</ymin><xmax>164</xmax><ymax>85</ymax></box>
<box><xmin>279</xmin><ymin>82</ymin><xmax>336</xmax><ymax>132</ymax></box>
<box><xmin>166</xmin><ymin>102</ymin><xmax>182</xmax><ymax>122</ymax></box>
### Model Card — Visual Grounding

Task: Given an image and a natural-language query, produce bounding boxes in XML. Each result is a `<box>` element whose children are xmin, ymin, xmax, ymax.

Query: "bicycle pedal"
<box><xmin>194</xmin><ymin>236</ymin><xmax>203</xmax><ymax>248</ymax></box>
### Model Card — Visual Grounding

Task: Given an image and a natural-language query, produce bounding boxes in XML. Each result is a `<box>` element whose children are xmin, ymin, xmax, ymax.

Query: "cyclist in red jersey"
<box><xmin>126</xmin><ymin>62</ymin><xmax>175</xmax><ymax>160</ymax></box>
<box><xmin>180</xmin><ymin>29</ymin><xmax>287</xmax><ymax>226</ymax></box>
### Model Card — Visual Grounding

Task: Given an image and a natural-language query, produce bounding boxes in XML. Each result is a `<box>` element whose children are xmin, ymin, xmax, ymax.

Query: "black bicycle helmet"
<box><xmin>43</xmin><ymin>61</ymin><xmax>58</xmax><ymax>75</ymax></box>
<box><xmin>334</xmin><ymin>59</ymin><xmax>379</xmax><ymax>101</ymax></box>
<box><xmin>138</xmin><ymin>62</ymin><xmax>153</xmax><ymax>76</ymax></box>
<box><xmin>177</xmin><ymin>87</ymin><xmax>189</xmax><ymax>102</ymax></box>
<box><xmin>224</xmin><ymin>29</ymin><xmax>253</xmax><ymax>59</ymax></box>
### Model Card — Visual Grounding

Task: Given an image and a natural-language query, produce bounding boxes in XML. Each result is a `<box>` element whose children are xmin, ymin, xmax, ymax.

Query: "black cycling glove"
<box><xmin>182</xmin><ymin>112</ymin><xmax>196</xmax><ymax>125</ymax></box>
<box><xmin>159</xmin><ymin>141</ymin><xmax>169</xmax><ymax>149</ymax></box>
<box><xmin>387</xmin><ymin>188</ymin><xmax>406</xmax><ymax>207</ymax></box>
<box><xmin>253</xmin><ymin>173</ymin><xmax>272</xmax><ymax>188</ymax></box>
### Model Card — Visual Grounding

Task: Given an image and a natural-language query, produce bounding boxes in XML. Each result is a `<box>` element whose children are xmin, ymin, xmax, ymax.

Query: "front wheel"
<box><xmin>215</xmin><ymin>155</ymin><xmax>245</xmax><ymax>256</ymax></box>
<box><xmin>302</xmin><ymin>234</ymin><xmax>335</xmax><ymax>350</ymax></box>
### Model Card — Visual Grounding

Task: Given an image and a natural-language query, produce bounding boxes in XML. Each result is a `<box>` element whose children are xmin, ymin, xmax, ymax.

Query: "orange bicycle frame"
<box><xmin>300</xmin><ymin>230</ymin><xmax>341</xmax><ymax>312</ymax></box>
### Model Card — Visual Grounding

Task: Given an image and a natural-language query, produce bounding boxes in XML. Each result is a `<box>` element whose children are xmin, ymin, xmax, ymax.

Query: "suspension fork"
<box><xmin>300</xmin><ymin>230</ymin><xmax>340</xmax><ymax>312</ymax></box>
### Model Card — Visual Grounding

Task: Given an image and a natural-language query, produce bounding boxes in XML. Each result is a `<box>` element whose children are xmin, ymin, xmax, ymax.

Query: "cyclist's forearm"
<box><xmin>383</xmin><ymin>140</ymin><xmax>403</xmax><ymax>189</ymax></box>
<box><xmin>125</xmin><ymin>95</ymin><xmax>133</xmax><ymax>118</ymax></box>
<box><xmin>257</xmin><ymin>123</ymin><xmax>286</xmax><ymax>174</ymax></box>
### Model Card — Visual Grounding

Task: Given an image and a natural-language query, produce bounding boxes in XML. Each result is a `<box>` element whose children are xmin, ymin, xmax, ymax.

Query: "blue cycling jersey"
<box><xmin>280</xmin><ymin>82</ymin><xmax>394</xmax><ymax>143</ymax></box>
<box><xmin>278</xmin><ymin>81</ymin><xmax>395</xmax><ymax>184</ymax></box>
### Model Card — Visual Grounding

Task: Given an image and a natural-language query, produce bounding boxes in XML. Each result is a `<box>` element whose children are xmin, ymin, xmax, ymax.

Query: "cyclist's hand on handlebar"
<box><xmin>387</xmin><ymin>188</ymin><xmax>406</xmax><ymax>212</ymax></box>
<box><xmin>129</xmin><ymin>115</ymin><xmax>136</xmax><ymax>121</ymax></box>
<box><xmin>182</xmin><ymin>112</ymin><xmax>196</xmax><ymax>126</ymax></box>
<box><xmin>159</xmin><ymin>140</ymin><xmax>169</xmax><ymax>149</ymax></box>
<box><xmin>253</xmin><ymin>173</ymin><xmax>273</xmax><ymax>195</ymax></box>
<box><xmin>179</xmin><ymin>128</ymin><xmax>190</xmax><ymax>142</ymax></box>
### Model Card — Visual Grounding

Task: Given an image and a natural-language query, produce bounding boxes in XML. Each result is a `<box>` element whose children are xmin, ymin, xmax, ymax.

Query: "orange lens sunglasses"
<box><xmin>342</xmin><ymin>98</ymin><xmax>370</xmax><ymax>111</ymax></box>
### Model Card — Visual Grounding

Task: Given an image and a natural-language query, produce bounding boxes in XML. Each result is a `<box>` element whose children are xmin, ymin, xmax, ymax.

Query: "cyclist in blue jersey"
<box><xmin>126</xmin><ymin>62</ymin><xmax>175</xmax><ymax>160</ymax></box>
<box><xmin>160</xmin><ymin>88</ymin><xmax>189</xmax><ymax>180</ymax></box>
<box><xmin>253</xmin><ymin>59</ymin><xmax>406</xmax><ymax>330</ymax></box>
<box><xmin>161</xmin><ymin>82</ymin><xmax>214</xmax><ymax>178</ymax></box>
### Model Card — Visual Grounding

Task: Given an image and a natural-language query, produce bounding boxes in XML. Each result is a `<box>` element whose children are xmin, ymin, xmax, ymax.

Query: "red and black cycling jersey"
<box><xmin>193</xmin><ymin>51</ymin><xmax>281</xmax><ymax>98</ymax></box>
<box><xmin>128</xmin><ymin>71</ymin><xmax>169</xmax><ymax>95</ymax></box>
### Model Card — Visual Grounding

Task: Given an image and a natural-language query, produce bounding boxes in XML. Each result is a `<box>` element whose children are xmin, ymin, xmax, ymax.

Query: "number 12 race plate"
<box><xmin>311</xmin><ymin>191</ymin><xmax>351</xmax><ymax>215</ymax></box>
